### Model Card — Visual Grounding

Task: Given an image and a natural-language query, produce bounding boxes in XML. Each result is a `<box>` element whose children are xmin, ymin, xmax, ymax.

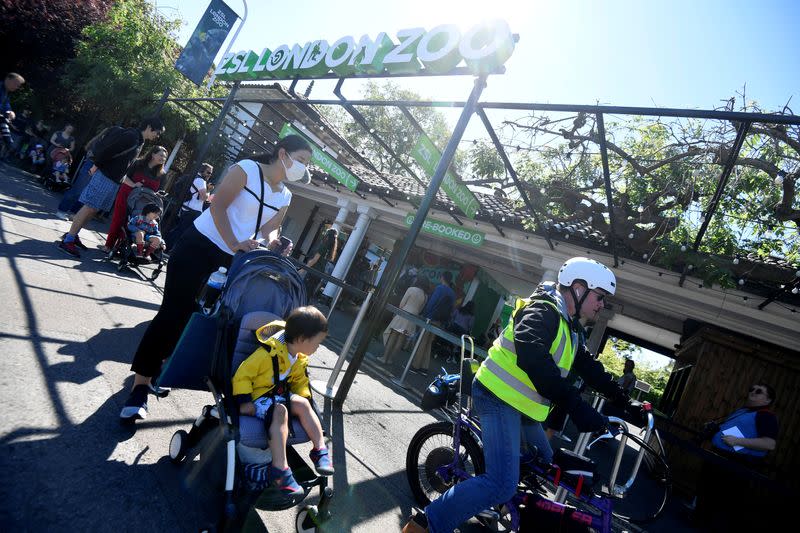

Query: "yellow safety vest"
<box><xmin>475</xmin><ymin>296</ymin><xmax>576</xmax><ymax>421</ymax></box>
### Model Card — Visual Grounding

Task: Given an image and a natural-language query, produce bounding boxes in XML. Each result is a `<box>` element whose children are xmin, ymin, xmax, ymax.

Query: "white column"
<box><xmin>464</xmin><ymin>278</ymin><xmax>479</xmax><ymax>303</ymax></box>
<box><xmin>332</xmin><ymin>198</ymin><xmax>354</xmax><ymax>231</ymax></box>
<box><xmin>163</xmin><ymin>136</ymin><xmax>184</xmax><ymax>173</ymax></box>
<box><xmin>323</xmin><ymin>205</ymin><xmax>376</xmax><ymax>298</ymax></box>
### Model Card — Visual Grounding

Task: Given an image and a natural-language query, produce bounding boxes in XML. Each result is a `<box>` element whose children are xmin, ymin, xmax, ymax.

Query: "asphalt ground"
<box><xmin>0</xmin><ymin>161</ymin><xmax>699</xmax><ymax>532</ymax></box>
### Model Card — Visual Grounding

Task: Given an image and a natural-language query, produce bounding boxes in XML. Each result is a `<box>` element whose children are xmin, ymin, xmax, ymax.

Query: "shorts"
<box><xmin>78</xmin><ymin>169</ymin><xmax>119</xmax><ymax>212</ymax></box>
<box><xmin>253</xmin><ymin>393</ymin><xmax>291</xmax><ymax>428</ymax></box>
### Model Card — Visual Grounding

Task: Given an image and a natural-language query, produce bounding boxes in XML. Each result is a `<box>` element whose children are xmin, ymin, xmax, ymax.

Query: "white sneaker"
<box><xmin>55</xmin><ymin>211</ymin><xmax>70</xmax><ymax>221</ymax></box>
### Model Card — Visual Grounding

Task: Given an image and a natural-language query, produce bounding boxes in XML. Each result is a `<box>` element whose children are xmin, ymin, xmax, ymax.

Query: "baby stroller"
<box><xmin>157</xmin><ymin>250</ymin><xmax>333</xmax><ymax>532</ymax></box>
<box><xmin>42</xmin><ymin>146</ymin><xmax>72</xmax><ymax>191</ymax></box>
<box><xmin>108</xmin><ymin>186</ymin><xmax>166</xmax><ymax>280</ymax></box>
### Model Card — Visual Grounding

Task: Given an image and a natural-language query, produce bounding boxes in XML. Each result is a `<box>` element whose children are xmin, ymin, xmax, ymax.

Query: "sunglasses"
<box><xmin>749</xmin><ymin>387</ymin><xmax>767</xmax><ymax>395</ymax></box>
<box><xmin>590</xmin><ymin>289</ymin><xmax>607</xmax><ymax>302</ymax></box>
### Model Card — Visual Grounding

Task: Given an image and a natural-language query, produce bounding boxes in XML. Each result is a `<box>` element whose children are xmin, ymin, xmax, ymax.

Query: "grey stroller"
<box><xmin>157</xmin><ymin>250</ymin><xmax>333</xmax><ymax>532</ymax></box>
<box><xmin>108</xmin><ymin>186</ymin><xmax>166</xmax><ymax>280</ymax></box>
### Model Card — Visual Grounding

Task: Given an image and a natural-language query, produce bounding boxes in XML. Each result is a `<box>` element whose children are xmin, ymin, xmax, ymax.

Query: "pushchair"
<box><xmin>107</xmin><ymin>186</ymin><xmax>166</xmax><ymax>280</ymax></box>
<box><xmin>157</xmin><ymin>250</ymin><xmax>333</xmax><ymax>532</ymax></box>
<box><xmin>42</xmin><ymin>146</ymin><xmax>72</xmax><ymax>191</ymax></box>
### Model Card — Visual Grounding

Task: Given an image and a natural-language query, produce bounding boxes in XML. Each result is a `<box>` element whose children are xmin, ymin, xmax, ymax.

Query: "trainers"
<box><xmin>310</xmin><ymin>447</ymin><xmax>334</xmax><ymax>476</ymax></box>
<box><xmin>55</xmin><ymin>210</ymin><xmax>70</xmax><ymax>221</ymax></box>
<box><xmin>402</xmin><ymin>509</ymin><xmax>429</xmax><ymax>533</ymax></box>
<box><xmin>61</xmin><ymin>233</ymin><xmax>88</xmax><ymax>250</ymax></box>
<box><xmin>147</xmin><ymin>383</ymin><xmax>170</xmax><ymax>398</ymax></box>
<box><xmin>57</xmin><ymin>239</ymin><xmax>81</xmax><ymax>258</ymax></box>
<box><xmin>269</xmin><ymin>466</ymin><xmax>304</xmax><ymax>497</ymax></box>
<box><xmin>119</xmin><ymin>384</ymin><xmax>149</xmax><ymax>421</ymax></box>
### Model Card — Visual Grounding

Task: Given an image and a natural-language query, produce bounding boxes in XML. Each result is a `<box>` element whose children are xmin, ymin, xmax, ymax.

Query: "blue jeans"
<box><xmin>425</xmin><ymin>381</ymin><xmax>553</xmax><ymax>533</ymax></box>
<box><xmin>57</xmin><ymin>159</ymin><xmax>93</xmax><ymax>214</ymax></box>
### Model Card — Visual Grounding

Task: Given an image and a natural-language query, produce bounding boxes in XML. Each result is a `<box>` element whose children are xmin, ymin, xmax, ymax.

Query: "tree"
<box><xmin>492</xmin><ymin>91</ymin><xmax>798</xmax><ymax>288</ymax></box>
<box><xmin>320</xmin><ymin>80</ymin><xmax>466</xmax><ymax>178</ymax></box>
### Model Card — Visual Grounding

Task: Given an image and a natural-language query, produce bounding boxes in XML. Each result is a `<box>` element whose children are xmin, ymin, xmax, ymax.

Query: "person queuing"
<box><xmin>0</xmin><ymin>72</ymin><xmax>25</xmax><ymax>161</ymax></box>
<box><xmin>410</xmin><ymin>271</ymin><xmax>455</xmax><ymax>374</ymax></box>
<box><xmin>403</xmin><ymin>257</ymin><xmax>638</xmax><ymax>533</ymax></box>
<box><xmin>119</xmin><ymin>134</ymin><xmax>312</xmax><ymax>422</ymax></box>
<box><xmin>101</xmin><ymin>145</ymin><xmax>168</xmax><ymax>252</ymax></box>
<box><xmin>164</xmin><ymin>163</ymin><xmax>211</xmax><ymax>247</ymax></box>
<box><xmin>55</xmin><ymin>127</ymin><xmax>111</xmax><ymax>221</ymax></box>
<box><xmin>57</xmin><ymin>117</ymin><xmax>164</xmax><ymax>257</ymax></box>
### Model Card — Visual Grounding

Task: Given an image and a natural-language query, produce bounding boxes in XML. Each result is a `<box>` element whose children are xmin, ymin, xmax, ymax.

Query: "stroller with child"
<box><xmin>41</xmin><ymin>146</ymin><xmax>72</xmax><ymax>191</ymax></box>
<box><xmin>107</xmin><ymin>186</ymin><xmax>166</xmax><ymax>280</ymax></box>
<box><xmin>157</xmin><ymin>250</ymin><xmax>333</xmax><ymax>532</ymax></box>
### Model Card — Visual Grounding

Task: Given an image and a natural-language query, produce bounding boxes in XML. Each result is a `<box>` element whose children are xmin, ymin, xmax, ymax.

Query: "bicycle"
<box><xmin>406</xmin><ymin>338</ymin><xmax>671</xmax><ymax>532</ymax></box>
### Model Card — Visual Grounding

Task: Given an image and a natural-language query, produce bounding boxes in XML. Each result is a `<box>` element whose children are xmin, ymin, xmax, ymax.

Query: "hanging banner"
<box><xmin>175</xmin><ymin>0</ymin><xmax>239</xmax><ymax>86</ymax></box>
<box><xmin>405</xmin><ymin>213</ymin><xmax>484</xmax><ymax>248</ymax></box>
<box><xmin>279</xmin><ymin>123</ymin><xmax>360</xmax><ymax>191</ymax></box>
<box><xmin>411</xmin><ymin>133</ymin><xmax>479</xmax><ymax>219</ymax></box>
<box><xmin>215</xmin><ymin>20</ymin><xmax>515</xmax><ymax>81</ymax></box>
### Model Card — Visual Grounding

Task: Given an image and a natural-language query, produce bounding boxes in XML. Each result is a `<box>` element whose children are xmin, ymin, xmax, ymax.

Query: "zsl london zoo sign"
<box><xmin>215</xmin><ymin>21</ymin><xmax>516</xmax><ymax>80</ymax></box>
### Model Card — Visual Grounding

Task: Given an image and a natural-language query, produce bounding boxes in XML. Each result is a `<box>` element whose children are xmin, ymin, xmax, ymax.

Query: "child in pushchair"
<box><xmin>44</xmin><ymin>146</ymin><xmax>72</xmax><ymax>191</ymax></box>
<box><xmin>28</xmin><ymin>143</ymin><xmax>46</xmax><ymax>174</ymax></box>
<box><xmin>109</xmin><ymin>187</ymin><xmax>166</xmax><ymax>279</ymax></box>
<box><xmin>157</xmin><ymin>250</ymin><xmax>334</xmax><ymax>532</ymax></box>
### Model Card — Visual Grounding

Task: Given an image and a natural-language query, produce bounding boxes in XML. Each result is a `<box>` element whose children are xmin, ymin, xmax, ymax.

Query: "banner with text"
<box><xmin>405</xmin><ymin>213</ymin><xmax>484</xmax><ymax>248</ymax></box>
<box><xmin>279</xmin><ymin>123</ymin><xmax>359</xmax><ymax>191</ymax></box>
<box><xmin>411</xmin><ymin>133</ymin><xmax>479</xmax><ymax>219</ymax></box>
<box><xmin>175</xmin><ymin>0</ymin><xmax>238</xmax><ymax>86</ymax></box>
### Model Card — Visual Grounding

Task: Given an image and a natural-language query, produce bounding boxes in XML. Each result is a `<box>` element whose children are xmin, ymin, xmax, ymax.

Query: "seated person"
<box><xmin>51</xmin><ymin>149</ymin><xmax>72</xmax><ymax>184</ymax></box>
<box><xmin>29</xmin><ymin>144</ymin><xmax>46</xmax><ymax>171</ymax></box>
<box><xmin>232</xmin><ymin>306</ymin><xmax>334</xmax><ymax>497</ymax></box>
<box><xmin>617</xmin><ymin>358</ymin><xmax>636</xmax><ymax>394</ymax></box>
<box><xmin>127</xmin><ymin>203</ymin><xmax>164</xmax><ymax>259</ymax></box>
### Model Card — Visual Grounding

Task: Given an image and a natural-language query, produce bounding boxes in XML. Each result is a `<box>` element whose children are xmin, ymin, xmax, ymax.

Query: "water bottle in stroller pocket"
<box><xmin>197</xmin><ymin>267</ymin><xmax>228</xmax><ymax>315</ymax></box>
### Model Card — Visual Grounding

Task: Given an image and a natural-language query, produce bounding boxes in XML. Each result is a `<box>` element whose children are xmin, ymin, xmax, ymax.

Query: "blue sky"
<box><xmin>154</xmin><ymin>0</ymin><xmax>799</xmax><ymax>111</ymax></box>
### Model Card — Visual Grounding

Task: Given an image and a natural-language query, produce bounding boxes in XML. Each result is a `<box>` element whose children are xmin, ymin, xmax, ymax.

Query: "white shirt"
<box><xmin>183</xmin><ymin>176</ymin><xmax>207</xmax><ymax>212</ymax></box>
<box><xmin>194</xmin><ymin>159</ymin><xmax>292</xmax><ymax>255</ymax></box>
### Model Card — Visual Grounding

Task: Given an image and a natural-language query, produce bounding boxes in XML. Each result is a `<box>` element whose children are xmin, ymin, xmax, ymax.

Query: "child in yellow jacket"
<box><xmin>232</xmin><ymin>306</ymin><xmax>331</xmax><ymax>497</ymax></box>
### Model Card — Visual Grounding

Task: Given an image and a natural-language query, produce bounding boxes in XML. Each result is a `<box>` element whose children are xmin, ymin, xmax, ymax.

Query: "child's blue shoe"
<box><xmin>310</xmin><ymin>447</ymin><xmax>334</xmax><ymax>476</ymax></box>
<box><xmin>269</xmin><ymin>466</ymin><xmax>304</xmax><ymax>497</ymax></box>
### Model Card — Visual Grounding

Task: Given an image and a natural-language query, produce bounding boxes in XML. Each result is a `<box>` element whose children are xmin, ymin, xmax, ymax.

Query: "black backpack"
<box><xmin>172</xmin><ymin>173</ymin><xmax>200</xmax><ymax>206</ymax></box>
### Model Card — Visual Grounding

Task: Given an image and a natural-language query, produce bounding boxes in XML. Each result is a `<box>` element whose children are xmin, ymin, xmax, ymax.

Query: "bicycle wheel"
<box><xmin>406</xmin><ymin>421</ymin><xmax>485</xmax><ymax>507</ymax></box>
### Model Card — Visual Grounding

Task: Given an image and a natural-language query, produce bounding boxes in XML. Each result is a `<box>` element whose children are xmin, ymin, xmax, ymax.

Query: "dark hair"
<box><xmin>199</xmin><ymin>163</ymin><xmax>213</xmax><ymax>175</ymax></box>
<box><xmin>132</xmin><ymin>145</ymin><xmax>167</xmax><ymax>177</ymax></box>
<box><xmin>624</xmin><ymin>359</ymin><xmax>635</xmax><ymax>371</ymax></box>
<box><xmin>141</xmin><ymin>203</ymin><xmax>162</xmax><ymax>217</ymax></box>
<box><xmin>252</xmin><ymin>134</ymin><xmax>311</xmax><ymax>164</ymax></box>
<box><xmin>284</xmin><ymin>306</ymin><xmax>328</xmax><ymax>343</ymax></box>
<box><xmin>139</xmin><ymin>116</ymin><xmax>164</xmax><ymax>132</ymax></box>
<box><xmin>323</xmin><ymin>227</ymin><xmax>338</xmax><ymax>261</ymax></box>
<box><xmin>754</xmin><ymin>383</ymin><xmax>775</xmax><ymax>405</ymax></box>
<box><xmin>441</xmin><ymin>271</ymin><xmax>453</xmax><ymax>284</ymax></box>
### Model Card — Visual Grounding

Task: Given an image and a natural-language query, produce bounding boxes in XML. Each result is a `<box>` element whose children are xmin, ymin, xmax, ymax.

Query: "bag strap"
<box><xmin>253</xmin><ymin>163</ymin><xmax>266</xmax><ymax>240</ymax></box>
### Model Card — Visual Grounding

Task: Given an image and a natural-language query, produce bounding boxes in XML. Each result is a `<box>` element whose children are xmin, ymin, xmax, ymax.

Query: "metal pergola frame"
<box><xmin>160</xmin><ymin>75</ymin><xmax>800</xmax><ymax>403</ymax></box>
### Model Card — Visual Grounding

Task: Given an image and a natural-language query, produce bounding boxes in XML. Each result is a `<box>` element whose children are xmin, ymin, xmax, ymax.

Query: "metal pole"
<box><xmin>334</xmin><ymin>75</ymin><xmax>488</xmax><ymax>405</ymax></box>
<box><xmin>392</xmin><ymin>320</ymin><xmax>430</xmax><ymax>389</ymax></box>
<box><xmin>595</xmin><ymin>113</ymin><xmax>619</xmax><ymax>268</ymax></box>
<box><xmin>311</xmin><ymin>290</ymin><xmax>373</xmax><ymax>399</ymax></box>
<box><xmin>163</xmin><ymin>135</ymin><xmax>184</xmax><ymax>173</ymax></box>
<box><xmin>206</xmin><ymin>0</ymin><xmax>248</xmax><ymax>91</ymax></box>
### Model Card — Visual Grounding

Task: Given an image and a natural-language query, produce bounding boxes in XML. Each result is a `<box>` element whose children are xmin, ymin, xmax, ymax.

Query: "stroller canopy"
<box><xmin>127</xmin><ymin>187</ymin><xmax>164</xmax><ymax>217</ymax></box>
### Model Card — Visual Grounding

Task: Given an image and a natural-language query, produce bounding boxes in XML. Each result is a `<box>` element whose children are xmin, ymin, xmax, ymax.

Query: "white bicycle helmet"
<box><xmin>557</xmin><ymin>257</ymin><xmax>617</xmax><ymax>295</ymax></box>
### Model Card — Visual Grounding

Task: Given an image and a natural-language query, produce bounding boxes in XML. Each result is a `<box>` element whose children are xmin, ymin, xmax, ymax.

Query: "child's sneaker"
<box><xmin>269</xmin><ymin>466</ymin><xmax>304</xmax><ymax>497</ymax></box>
<box><xmin>61</xmin><ymin>233</ymin><xmax>87</xmax><ymax>250</ymax></box>
<box><xmin>310</xmin><ymin>447</ymin><xmax>334</xmax><ymax>476</ymax></box>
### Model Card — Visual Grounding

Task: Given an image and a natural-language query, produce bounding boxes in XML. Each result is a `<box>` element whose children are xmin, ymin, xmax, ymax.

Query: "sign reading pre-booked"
<box><xmin>405</xmin><ymin>213</ymin><xmax>484</xmax><ymax>248</ymax></box>
<box><xmin>411</xmin><ymin>134</ymin><xmax>479</xmax><ymax>219</ymax></box>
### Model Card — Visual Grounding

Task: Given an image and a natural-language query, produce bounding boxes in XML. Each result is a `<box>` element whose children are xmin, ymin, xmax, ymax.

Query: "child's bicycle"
<box><xmin>406</xmin><ymin>336</ymin><xmax>671</xmax><ymax>532</ymax></box>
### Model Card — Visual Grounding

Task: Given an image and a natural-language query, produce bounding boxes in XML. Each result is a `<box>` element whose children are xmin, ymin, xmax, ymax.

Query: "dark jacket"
<box><xmin>513</xmin><ymin>289</ymin><xmax>626</xmax><ymax>431</ymax></box>
<box><xmin>91</xmin><ymin>126</ymin><xmax>144</xmax><ymax>180</ymax></box>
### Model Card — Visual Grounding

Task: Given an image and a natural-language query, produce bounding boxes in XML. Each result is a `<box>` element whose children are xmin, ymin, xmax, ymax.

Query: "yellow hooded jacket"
<box><xmin>231</xmin><ymin>321</ymin><xmax>311</xmax><ymax>401</ymax></box>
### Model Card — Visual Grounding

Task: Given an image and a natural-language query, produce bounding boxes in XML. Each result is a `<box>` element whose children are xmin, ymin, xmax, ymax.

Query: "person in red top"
<box><xmin>101</xmin><ymin>145</ymin><xmax>168</xmax><ymax>252</ymax></box>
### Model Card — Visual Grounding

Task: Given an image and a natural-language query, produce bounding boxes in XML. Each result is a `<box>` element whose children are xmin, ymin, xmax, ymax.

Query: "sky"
<box><xmin>151</xmin><ymin>0</ymin><xmax>797</xmax><ymax>369</ymax></box>
<box><xmin>153</xmin><ymin>0</ymin><xmax>800</xmax><ymax>113</ymax></box>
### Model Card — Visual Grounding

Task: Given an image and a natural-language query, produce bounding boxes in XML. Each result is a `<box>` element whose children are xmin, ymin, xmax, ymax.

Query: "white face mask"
<box><xmin>282</xmin><ymin>153</ymin><xmax>307</xmax><ymax>182</ymax></box>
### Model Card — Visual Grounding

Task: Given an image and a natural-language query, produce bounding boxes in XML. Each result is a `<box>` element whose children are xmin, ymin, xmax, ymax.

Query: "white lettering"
<box><xmin>237</xmin><ymin>51</ymin><xmax>256</xmax><ymax>73</ymax></box>
<box><xmin>383</xmin><ymin>27</ymin><xmax>424</xmax><ymax>64</ymax></box>
<box><xmin>459</xmin><ymin>20</ymin><xmax>515</xmax><ymax>74</ymax></box>
<box><xmin>266</xmin><ymin>45</ymin><xmax>291</xmax><ymax>72</ymax></box>
<box><xmin>225</xmin><ymin>50</ymin><xmax>247</xmax><ymax>74</ymax></box>
<box><xmin>417</xmin><ymin>25</ymin><xmax>460</xmax><ymax>63</ymax></box>
<box><xmin>252</xmin><ymin>47</ymin><xmax>271</xmax><ymax>72</ymax></box>
<box><xmin>325</xmin><ymin>36</ymin><xmax>356</xmax><ymax>68</ymax></box>
<box><xmin>214</xmin><ymin>52</ymin><xmax>234</xmax><ymax>75</ymax></box>
<box><xmin>300</xmin><ymin>40</ymin><xmax>329</xmax><ymax>69</ymax></box>
<box><xmin>286</xmin><ymin>42</ymin><xmax>312</xmax><ymax>70</ymax></box>
<box><xmin>349</xmin><ymin>33</ymin><xmax>390</xmax><ymax>66</ymax></box>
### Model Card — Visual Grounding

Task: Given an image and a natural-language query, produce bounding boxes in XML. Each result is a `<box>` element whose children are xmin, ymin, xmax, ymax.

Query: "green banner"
<box><xmin>279</xmin><ymin>123</ymin><xmax>359</xmax><ymax>191</ymax></box>
<box><xmin>404</xmin><ymin>213</ymin><xmax>484</xmax><ymax>248</ymax></box>
<box><xmin>411</xmin><ymin>134</ymin><xmax>479</xmax><ymax>219</ymax></box>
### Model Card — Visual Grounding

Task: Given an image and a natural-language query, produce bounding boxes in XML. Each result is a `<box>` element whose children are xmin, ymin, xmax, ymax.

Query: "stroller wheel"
<box><xmin>117</xmin><ymin>261</ymin><xmax>127</xmax><ymax>272</ymax></box>
<box><xmin>169</xmin><ymin>429</ymin><xmax>189</xmax><ymax>463</ymax></box>
<box><xmin>150</xmin><ymin>269</ymin><xmax>161</xmax><ymax>281</ymax></box>
<box><xmin>295</xmin><ymin>505</ymin><xmax>320</xmax><ymax>533</ymax></box>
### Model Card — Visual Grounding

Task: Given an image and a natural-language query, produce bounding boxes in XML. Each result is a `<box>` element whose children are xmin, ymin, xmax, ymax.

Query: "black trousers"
<box><xmin>131</xmin><ymin>226</ymin><xmax>232</xmax><ymax>377</ymax></box>
<box><xmin>165</xmin><ymin>207</ymin><xmax>202</xmax><ymax>250</ymax></box>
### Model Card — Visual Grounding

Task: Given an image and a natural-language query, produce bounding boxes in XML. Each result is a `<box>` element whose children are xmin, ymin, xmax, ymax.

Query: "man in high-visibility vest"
<box><xmin>404</xmin><ymin>257</ymin><xmax>637</xmax><ymax>533</ymax></box>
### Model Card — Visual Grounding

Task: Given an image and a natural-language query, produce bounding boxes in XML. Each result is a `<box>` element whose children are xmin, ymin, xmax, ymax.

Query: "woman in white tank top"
<box><xmin>120</xmin><ymin>134</ymin><xmax>313</xmax><ymax>422</ymax></box>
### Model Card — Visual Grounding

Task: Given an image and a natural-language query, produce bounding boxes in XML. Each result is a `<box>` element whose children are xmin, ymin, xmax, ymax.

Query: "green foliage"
<box><xmin>468</xmin><ymin>140</ymin><xmax>506</xmax><ymax>181</ymax></box>
<box><xmin>320</xmin><ymin>80</ymin><xmax>465</xmax><ymax>177</ymax></box>
<box><xmin>597</xmin><ymin>340</ymin><xmax>673</xmax><ymax>406</ymax></box>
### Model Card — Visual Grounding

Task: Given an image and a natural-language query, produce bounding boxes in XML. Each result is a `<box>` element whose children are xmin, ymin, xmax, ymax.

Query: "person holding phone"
<box><xmin>119</xmin><ymin>135</ymin><xmax>312</xmax><ymax>422</ymax></box>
